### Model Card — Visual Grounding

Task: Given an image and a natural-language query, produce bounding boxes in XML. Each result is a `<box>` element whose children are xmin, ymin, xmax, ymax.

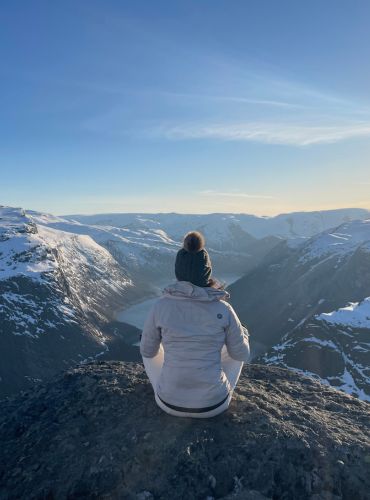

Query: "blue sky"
<box><xmin>1</xmin><ymin>0</ymin><xmax>370</xmax><ymax>215</ymax></box>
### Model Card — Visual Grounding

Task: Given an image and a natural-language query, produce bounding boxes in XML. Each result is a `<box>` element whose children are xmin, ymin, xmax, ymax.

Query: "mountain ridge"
<box><xmin>61</xmin><ymin>207</ymin><xmax>370</xmax><ymax>240</ymax></box>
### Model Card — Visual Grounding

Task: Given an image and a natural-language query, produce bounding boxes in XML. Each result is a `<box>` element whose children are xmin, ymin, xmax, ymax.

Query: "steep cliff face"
<box><xmin>1</xmin><ymin>362</ymin><xmax>369</xmax><ymax>500</ymax></box>
<box><xmin>0</xmin><ymin>207</ymin><xmax>132</xmax><ymax>397</ymax></box>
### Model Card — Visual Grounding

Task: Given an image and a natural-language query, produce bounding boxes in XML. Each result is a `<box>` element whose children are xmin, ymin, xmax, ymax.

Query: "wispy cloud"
<box><xmin>68</xmin><ymin>83</ymin><xmax>298</xmax><ymax>109</ymax></box>
<box><xmin>154</xmin><ymin>122</ymin><xmax>370</xmax><ymax>146</ymax></box>
<box><xmin>152</xmin><ymin>91</ymin><xmax>300</xmax><ymax>109</ymax></box>
<box><xmin>70</xmin><ymin>43</ymin><xmax>370</xmax><ymax>146</ymax></box>
<box><xmin>199</xmin><ymin>190</ymin><xmax>276</xmax><ymax>200</ymax></box>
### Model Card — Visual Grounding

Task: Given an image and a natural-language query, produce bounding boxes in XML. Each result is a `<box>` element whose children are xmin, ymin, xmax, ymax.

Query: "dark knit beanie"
<box><xmin>175</xmin><ymin>231</ymin><xmax>212</xmax><ymax>287</ymax></box>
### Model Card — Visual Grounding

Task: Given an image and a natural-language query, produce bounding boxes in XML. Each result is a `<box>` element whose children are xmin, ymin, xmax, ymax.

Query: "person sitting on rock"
<box><xmin>140</xmin><ymin>231</ymin><xmax>250</xmax><ymax>418</ymax></box>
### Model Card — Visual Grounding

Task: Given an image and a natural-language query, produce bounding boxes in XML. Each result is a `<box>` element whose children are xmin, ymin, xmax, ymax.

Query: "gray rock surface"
<box><xmin>0</xmin><ymin>362</ymin><xmax>369</xmax><ymax>500</ymax></box>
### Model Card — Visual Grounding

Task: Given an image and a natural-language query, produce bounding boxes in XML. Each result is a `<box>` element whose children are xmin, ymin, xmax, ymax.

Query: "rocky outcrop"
<box><xmin>1</xmin><ymin>362</ymin><xmax>369</xmax><ymax>500</ymax></box>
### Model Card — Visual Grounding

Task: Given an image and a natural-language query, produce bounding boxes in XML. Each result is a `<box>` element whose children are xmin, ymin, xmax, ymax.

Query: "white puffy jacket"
<box><xmin>140</xmin><ymin>281</ymin><xmax>250</xmax><ymax>408</ymax></box>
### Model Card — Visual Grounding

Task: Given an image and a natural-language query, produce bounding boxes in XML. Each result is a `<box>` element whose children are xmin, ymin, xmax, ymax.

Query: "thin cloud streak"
<box><xmin>61</xmin><ymin>80</ymin><xmax>300</xmax><ymax>109</ymax></box>
<box><xmin>199</xmin><ymin>190</ymin><xmax>276</xmax><ymax>200</ymax></box>
<box><xmin>155</xmin><ymin>122</ymin><xmax>370</xmax><ymax>146</ymax></box>
<box><xmin>156</xmin><ymin>91</ymin><xmax>299</xmax><ymax>109</ymax></box>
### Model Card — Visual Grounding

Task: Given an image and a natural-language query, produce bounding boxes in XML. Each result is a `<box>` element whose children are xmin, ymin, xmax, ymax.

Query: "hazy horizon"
<box><xmin>22</xmin><ymin>204</ymin><xmax>370</xmax><ymax>218</ymax></box>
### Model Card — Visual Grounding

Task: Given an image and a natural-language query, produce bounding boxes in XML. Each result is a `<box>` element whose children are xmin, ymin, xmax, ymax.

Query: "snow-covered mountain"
<box><xmin>0</xmin><ymin>207</ymin><xmax>132</xmax><ymax>397</ymax></box>
<box><xmin>30</xmin><ymin>211</ymin><xmax>279</xmax><ymax>287</ymax></box>
<box><xmin>31</xmin><ymin>207</ymin><xmax>370</xmax><ymax>292</ymax></box>
<box><xmin>2</xmin><ymin>205</ymin><xmax>369</xmax><ymax>398</ymax></box>
<box><xmin>29</xmin><ymin>211</ymin><xmax>184</xmax><ymax>290</ymax></box>
<box><xmin>263</xmin><ymin>298</ymin><xmax>370</xmax><ymax>401</ymax></box>
<box><xmin>229</xmin><ymin>217</ymin><xmax>370</xmax><ymax>345</ymax></box>
<box><xmin>296</xmin><ymin>218</ymin><xmax>370</xmax><ymax>262</ymax></box>
<box><xmin>65</xmin><ymin>207</ymin><xmax>369</xmax><ymax>240</ymax></box>
<box><xmin>228</xmin><ymin>217</ymin><xmax>370</xmax><ymax>399</ymax></box>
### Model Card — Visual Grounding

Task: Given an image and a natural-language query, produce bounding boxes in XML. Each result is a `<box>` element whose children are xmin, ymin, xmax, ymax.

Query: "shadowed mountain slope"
<box><xmin>262</xmin><ymin>298</ymin><xmax>370</xmax><ymax>401</ymax></box>
<box><xmin>229</xmin><ymin>219</ymin><xmax>370</xmax><ymax>351</ymax></box>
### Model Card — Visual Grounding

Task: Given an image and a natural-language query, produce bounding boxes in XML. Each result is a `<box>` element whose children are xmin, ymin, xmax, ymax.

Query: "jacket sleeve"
<box><xmin>140</xmin><ymin>303</ymin><xmax>162</xmax><ymax>358</ymax></box>
<box><xmin>225</xmin><ymin>304</ymin><xmax>250</xmax><ymax>362</ymax></box>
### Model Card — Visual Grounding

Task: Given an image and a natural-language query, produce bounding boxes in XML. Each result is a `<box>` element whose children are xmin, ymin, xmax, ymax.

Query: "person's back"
<box><xmin>140</xmin><ymin>231</ymin><xmax>250</xmax><ymax>418</ymax></box>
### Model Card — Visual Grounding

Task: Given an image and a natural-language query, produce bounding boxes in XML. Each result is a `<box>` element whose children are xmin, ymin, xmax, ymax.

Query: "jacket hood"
<box><xmin>162</xmin><ymin>281</ymin><xmax>230</xmax><ymax>302</ymax></box>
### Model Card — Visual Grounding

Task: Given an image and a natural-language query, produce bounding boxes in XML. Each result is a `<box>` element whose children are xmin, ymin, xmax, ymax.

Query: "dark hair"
<box><xmin>206</xmin><ymin>277</ymin><xmax>225</xmax><ymax>290</ymax></box>
<box><xmin>183</xmin><ymin>231</ymin><xmax>205</xmax><ymax>253</ymax></box>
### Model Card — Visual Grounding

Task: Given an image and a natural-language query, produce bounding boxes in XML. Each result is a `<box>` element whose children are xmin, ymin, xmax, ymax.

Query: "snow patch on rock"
<box><xmin>318</xmin><ymin>298</ymin><xmax>370</xmax><ymax>329</ymax></box>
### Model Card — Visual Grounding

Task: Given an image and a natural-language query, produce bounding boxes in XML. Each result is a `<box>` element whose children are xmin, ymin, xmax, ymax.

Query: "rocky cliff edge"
<box><xmin>0</xmin><ymin>362</ymin><xmax>369</xmax><ymax>500</ymax></box>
